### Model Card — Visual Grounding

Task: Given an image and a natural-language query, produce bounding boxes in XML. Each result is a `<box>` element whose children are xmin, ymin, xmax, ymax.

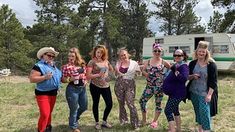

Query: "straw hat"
<box><xmin>37</xmin><ymin>47</ymin><xmax>59</xmax><ymax>59</ymax></box>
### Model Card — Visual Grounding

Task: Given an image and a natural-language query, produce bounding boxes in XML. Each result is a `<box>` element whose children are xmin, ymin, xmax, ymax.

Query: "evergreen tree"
<box><xmin>152</xmin><ymin>0</ymin><xmax>205</xmax><ymax>35</ymax></box>
<box><xmin>208</xmin><ymin>11</ymin><xmax>223</xmax><ymax>33</ymax></box>
<box><xmin>0</xmin><ymin>5</ymin><xmax>34</xmax><ymax>74</ymax></box>
<box><xmin>121</xmin><ymin>0</ymin><xmax>149</xmax><ymax>61</ymax></box>
<box><xmin>26</xmin><ymin>0</ymin><xmax>79</xmax><ymax>66</ymax></box>
<box><xmin>211</xmin><ymin>0</ymin><xmax>235</xmax><ymax>33</ymax></box>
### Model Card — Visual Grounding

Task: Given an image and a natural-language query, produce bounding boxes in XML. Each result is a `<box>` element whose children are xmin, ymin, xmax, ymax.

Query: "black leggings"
<box><xmin>90</xmin><ymin>83</ymin><xmax>113</xmax><ymax>122</ymax></box>
<box><xmin>164</xmin><ymin>97</ymin><xmax>182</xmax><ymax>122</ymax></box>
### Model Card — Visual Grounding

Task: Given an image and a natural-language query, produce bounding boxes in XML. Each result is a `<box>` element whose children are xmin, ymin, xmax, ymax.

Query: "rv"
<box><xmin>143</xmin><ymin>33</ymin><xmax>235</xmax><ymax>71</ymax></box>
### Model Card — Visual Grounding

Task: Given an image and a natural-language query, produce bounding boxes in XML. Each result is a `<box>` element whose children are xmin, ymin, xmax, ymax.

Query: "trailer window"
<box><xmin>213</xmin><ymin>45</ymin><xmax>229</xmax><ymax>53</ymax></box>
<box><xmin>169</xmin><ymin>46</ymin><xmax>190</xmax><ymax>53</ymax></box>
<box><xmin>155</xmin><ymin>38</ymin><xmax>164</xmax><ymax>44</ymax></box>
<box><xmin>179</xmin><ymin>46</ymin><xmax>190</xmax><ymax>54</ymax></box>
<box><xmin>169</xmin><ymin>46</ymin><xmax>178</xmax><ymax>53</ymax></box>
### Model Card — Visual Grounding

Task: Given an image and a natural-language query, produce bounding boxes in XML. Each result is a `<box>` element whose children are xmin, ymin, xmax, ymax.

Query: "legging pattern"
<box><xmin>114</xmin><ymin>77</ymin><xmax>139</xmax><ymax>128</ymax></box>
<box><xmin>191</xmin><ymin>92</ymin><xmax>211</xmax><ymax>130</ymax></box>
<box><xmin>139</xmin><ymin>85</ymin><xmax>163</xmax><ymax>113</ymax></box>
<box><xmin>164</xmin><ymin>97</ymin><xmax>181</xmax><ymax>122</ymax></box>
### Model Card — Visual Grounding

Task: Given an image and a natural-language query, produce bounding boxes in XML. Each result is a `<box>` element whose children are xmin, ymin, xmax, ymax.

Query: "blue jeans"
<box><xmin>66</xmin><ymin>84</ymin><xmax>88</xmax><ymax>129</ymax></box>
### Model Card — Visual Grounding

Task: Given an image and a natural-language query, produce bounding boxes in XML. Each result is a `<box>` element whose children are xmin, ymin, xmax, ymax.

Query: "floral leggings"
<box><xmin>139</xmin><ymin>85</ymin><xmax>164</xmax><ymax>113</ymax></box>
<box><xmin>114</xmin><ymin>77</ymin><xmax>139</xmax><ymax>128</ymax></box>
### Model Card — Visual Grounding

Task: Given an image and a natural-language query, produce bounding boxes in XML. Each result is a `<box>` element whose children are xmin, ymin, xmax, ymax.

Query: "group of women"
<box><xmin>29</xmin><ymin>41</ymin><xmax>218</xmax><ymax>132</ymax></box>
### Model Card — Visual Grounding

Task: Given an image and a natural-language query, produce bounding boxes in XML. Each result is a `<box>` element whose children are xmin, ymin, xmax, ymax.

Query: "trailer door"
<box><xmin>194</xmin><ymin>37</ymin><xmax>213</xmax><ymax>50</ymax></box>
<box><xmin>194</xmin><ymin>37</ymin><xmax>205</xmax><ymax>50</ymax></box>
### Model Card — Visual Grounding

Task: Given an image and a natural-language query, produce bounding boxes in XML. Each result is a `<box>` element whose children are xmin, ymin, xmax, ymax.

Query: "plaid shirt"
<box><xmin>61</xmin><ymin>63</ymin><xmax>87</xmax><ymax>84</ymax></box>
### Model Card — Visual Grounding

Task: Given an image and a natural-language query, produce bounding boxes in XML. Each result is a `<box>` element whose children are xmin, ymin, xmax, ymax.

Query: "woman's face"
<box><xmin>152</xmin><ymin>47</ymin><xmax>162</xmax><ymax>57</ymax></box>
<box><xmin>43</xmin><ymin>52</ymin><xmax>55</xmax><ymax>63</ymax></box>
<box><xmin>173</xmin><ymin>51</ymin><xmax>184</xmax><ymax>63</ymax></box>
<box><xmin>119</xmin><ymin>50</ymin><xmax>129</xmax><ymax>61</ymax></box>
<box><xmin>95</xmin><ymin>48</ymin><xmax>103</xmax><ymax>59</ymax></box>
<box><xmin>196</xmin><ymin>48</ymin><xmax>207</xmax><ymax>59</ymax></box>
<box><xmin>68</xmin><ymin>52</ymin><xmax>76</xmax><ymax>63</ymax></box>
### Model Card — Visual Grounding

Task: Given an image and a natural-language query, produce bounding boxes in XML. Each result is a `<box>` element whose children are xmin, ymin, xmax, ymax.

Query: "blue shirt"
<box><xmin>35</xmin><ymin>60</ymin><xmax>62</xmax><ymax>91</ymax></box>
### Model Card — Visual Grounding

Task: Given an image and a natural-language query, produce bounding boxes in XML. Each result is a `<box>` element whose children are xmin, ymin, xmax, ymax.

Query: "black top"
<box><xmin>32</xmin><ymin>65</ymin><xmax>58</xmax><ymax>96</ymax></box>
<box><xmin>186</xmin><ymin>59</ymin><xmax>218</xmax><ymax>117</ymax></box>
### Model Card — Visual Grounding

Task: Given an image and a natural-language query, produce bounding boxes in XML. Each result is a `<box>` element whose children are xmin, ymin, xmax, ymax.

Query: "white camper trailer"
<box><xmin>143</xmin><ymin>33</ymin><xmax>235</xmax><ymax>71</ymax></box>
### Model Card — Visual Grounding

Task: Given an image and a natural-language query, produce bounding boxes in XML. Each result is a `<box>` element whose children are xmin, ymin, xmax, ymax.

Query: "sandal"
<box><xmin>120</xmin><ymin>121</ymin><xmax>128</xmax><ymax>126</ymax></box>
<box><xmin>101</xmin><ymin>121</ymin><xmax>112</xmax><ymax>128</ymax></box>
<box><xmin>150</xmin><ymin>121</ymin><xmax>158</xmax><ymax>129</ymax></box>
<box><xmin>95</xmin><ymin>122</ymin><xmax>101</xmax><ymax>130</ymax></box>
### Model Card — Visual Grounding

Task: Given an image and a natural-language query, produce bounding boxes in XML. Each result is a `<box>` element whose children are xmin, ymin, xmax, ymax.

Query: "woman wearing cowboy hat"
<box><xmin>29</xmin><ymin>47</ymin><xmax>62</xmax><ymax>132</ymax></box>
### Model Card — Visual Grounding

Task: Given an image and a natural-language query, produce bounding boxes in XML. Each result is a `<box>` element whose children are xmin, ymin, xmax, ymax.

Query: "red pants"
<box><xmin>36</xmin><ymin>95</ymin><xmax>56</xmax><ymax>132</ymax></box>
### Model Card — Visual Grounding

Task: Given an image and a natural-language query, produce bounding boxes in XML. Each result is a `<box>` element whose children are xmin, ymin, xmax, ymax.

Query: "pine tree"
<box><xmin>211</xmin><ymin>0</ymin><xmax>235</xmax><ymax>33</ymax></box>
<box><xmin>0</xmin><ymin>4</ymin><xmax>34</xmax><ymax>74</ymax></box>
<box><xmin>152</xmin><ymin>0</ymin><xmax>205</xmax><ymax>35</ymax></box>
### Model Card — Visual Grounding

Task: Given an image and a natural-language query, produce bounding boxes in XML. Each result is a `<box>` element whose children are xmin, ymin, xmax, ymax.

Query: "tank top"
<box><xmin>119</xmin><ymin>62</ymin><xmax>128</xmax><ymax>74</ymax></box>
<box><xmin>146</xmin><ymin>59</ymin><xmax>165</xmax><ymax>87</ymax></box>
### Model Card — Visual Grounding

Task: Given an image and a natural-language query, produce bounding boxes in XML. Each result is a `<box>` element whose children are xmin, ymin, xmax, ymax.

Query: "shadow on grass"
<box><xmin>16</xmin><ymin>124</ymin><xmax>169</xmax><ymax>132</ymax></box>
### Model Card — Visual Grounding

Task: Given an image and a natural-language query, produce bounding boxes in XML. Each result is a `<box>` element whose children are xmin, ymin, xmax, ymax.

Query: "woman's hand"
<box><xmin>188</xmin><ymin>74</ymin><xmax>200</xmax><ymax>80</ymax></box>
<box><xmin>44</xmin><ymin>72</ymin><xmax>53</xmax><ymax>80</ymax></box>
<box><xmin>205</xmin><ymin>88</ymin><xmax>214</xmax><ymax>103</ymax></box>
<box><xmin>205</xmin><ymin>94</ymin><xmax>212</xmax><ymax>103</ymax></box>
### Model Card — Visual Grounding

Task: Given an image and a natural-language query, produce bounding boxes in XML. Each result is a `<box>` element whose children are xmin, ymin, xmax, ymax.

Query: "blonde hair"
<box><xmin>69</xmin><ymin>47</ymin><xmax>86</xmax><ymax>67</ymax></box>
<box><xmin>193</xmin><ymin>41</ymin><xmax>215</xmax><ymax>63</ymax></box>
<box><xmin>90</xmin><ymin>45</ymin><xmax>108</xmax><ymax>61</ymax></box>
<box><xmin>117</xmin><ymin>48</ymin><xmax>131</xmax><ymax>60</ymax></box>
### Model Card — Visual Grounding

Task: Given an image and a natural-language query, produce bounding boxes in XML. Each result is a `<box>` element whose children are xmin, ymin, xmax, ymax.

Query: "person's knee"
<box><xmin>164</xmin><ymin>107</ymin><xmax>171</xmax><ymax>115</ymax></box>
<box><xmin>80</xmin><ymin>105</ymin><xmax>87</xmax><ymax>112</ymax></box>
<box><xmin>40</xmin><ymin>111</ymin><xmax>50</xmax><ymax>119</ymax></box>
<box><xmin>107</xmin><ymin>101</ymin><xmax>113</xmax><ymax>110</ymax></box>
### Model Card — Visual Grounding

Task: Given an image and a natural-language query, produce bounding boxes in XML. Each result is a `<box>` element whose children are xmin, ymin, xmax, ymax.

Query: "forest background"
<box><xmin>0</xmin><ymin>0</ymin><xmax>234</xmax><ymax>75</ymax></box>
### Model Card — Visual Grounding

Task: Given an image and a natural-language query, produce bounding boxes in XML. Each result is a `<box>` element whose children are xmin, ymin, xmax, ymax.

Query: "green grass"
<box><xmin>0</xmin><ymin>74</ymin><xmax>234</xmax><ymax>132</ymax></box>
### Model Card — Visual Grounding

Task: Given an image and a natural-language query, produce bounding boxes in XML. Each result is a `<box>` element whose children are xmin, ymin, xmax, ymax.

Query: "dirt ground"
<box><xmin>0</xmin><ymin>76</ymin><xmax>29</xmax><ymax>83</ymax></box>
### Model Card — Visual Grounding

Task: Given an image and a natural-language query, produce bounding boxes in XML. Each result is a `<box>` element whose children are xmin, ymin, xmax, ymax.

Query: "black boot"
<box><xmin>45</xmin><ymin>125</ymin><xmax>52</xmax><ymax>132</ymax></box>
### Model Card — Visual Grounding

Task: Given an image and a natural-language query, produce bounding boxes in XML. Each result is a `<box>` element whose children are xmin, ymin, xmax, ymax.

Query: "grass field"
<box><xmin>0</xmin><ymin>73</ymin><xmax>234</xmax><ymax>132</ymax></box>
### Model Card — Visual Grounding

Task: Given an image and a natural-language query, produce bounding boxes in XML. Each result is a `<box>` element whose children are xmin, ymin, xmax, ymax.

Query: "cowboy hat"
<box><xmin>37</xmin><ymin>47</ymin><xmax>59</xmax><ymax>59</ymax></box>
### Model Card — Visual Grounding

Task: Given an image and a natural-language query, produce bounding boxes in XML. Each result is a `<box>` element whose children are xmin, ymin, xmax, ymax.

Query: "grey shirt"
<box><xmin>189</xmin><ymin>63</ymin><xmax>208</xmax><ymax>96</ymax></box>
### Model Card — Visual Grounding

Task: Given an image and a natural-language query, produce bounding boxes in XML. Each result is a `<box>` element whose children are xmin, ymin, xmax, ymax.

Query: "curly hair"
<box><xmin>90</xmin><ymin>45</ymin><xmax>109</xmax><ymax>61</ymax></box>
<box><xmin>69</xmin><ymin>47</ymin><xmax>86</xmax><ymax>67</ymax></box>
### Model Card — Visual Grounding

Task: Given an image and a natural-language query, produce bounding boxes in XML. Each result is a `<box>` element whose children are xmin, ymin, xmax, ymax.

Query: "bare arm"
<box><xmin>29</xmin><ymin>70</ymin><xmax>50</xmax><ymax>83</ymax></box>
<box><xmin>86</xmin><ymin>67</ymin><xmax>102</xmax><ymax>80</ymax></box>
<box><xmin>141</xmin><ymin>60</ymin><xmax>149</xmax><ymax>78</ymax></box>
<box><xmin>163</xmin><ymin>60</ymin><xmax>171</xmax><ymax>69</ymax></box>
<box><xmin>205</xmin><ymin>87</ymin><xmax>214</xmax><ymax>103</ymax></box>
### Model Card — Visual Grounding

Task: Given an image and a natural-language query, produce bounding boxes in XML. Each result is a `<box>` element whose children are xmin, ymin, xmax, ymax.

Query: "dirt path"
<box><xmin>0</xmin><ymin>76</ymin><xmax>29</xmax><ymax>83</ymax></box>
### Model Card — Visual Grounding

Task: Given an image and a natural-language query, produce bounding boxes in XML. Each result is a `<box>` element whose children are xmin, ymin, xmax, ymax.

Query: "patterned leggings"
<box><xmin>114</xmin><ymin>77</ymin><xmax>139</xmax><ymax>128</ymax></box>
<box><xmin>164</xmin><ymin>97</ymin><xmax>181</xmax><ymax>122</ymax></box>
<box><xmin>191</xmin><ymin>92</ymin><xmax>211</xmax><ymax>130</ymax></box>
<box><xmin>139</xmin><ymin>85</ymin><xmax>163</xmax><ymax>113</ymax></box>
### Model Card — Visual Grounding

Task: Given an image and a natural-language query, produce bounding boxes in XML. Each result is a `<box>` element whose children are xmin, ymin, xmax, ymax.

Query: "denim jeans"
<box><xmin>66</xmin><ymin>84</ymin><xmax>88</xmax><ymax>129</ymax></box>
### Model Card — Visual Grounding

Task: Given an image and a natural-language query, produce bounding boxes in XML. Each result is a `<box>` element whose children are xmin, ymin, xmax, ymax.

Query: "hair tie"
<box><xmin>152</xmin><ymin>43</ymin><xmax>161</xmax><ymax>49</ymax></box>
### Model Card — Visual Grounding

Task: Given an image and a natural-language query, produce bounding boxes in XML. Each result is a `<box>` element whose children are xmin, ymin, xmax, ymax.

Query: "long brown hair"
<box><xmin>90</xmin><ymin>45</ymin><xmax>108</xmax><ymax>61</ymax></box>
<box><xmin>69</xmin><ymin>47</ymin><xmax>86</xmax><ymax>67</ymax></box>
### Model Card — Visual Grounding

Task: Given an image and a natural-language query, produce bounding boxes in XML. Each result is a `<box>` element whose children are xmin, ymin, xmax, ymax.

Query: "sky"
<box><xmin>0</xmin><ymin>0</ymin><xmax>221</xmax><ymax>33</ymax></box>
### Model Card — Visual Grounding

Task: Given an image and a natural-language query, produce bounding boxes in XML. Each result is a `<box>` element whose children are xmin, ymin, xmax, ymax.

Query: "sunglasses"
<box><xmin>173</xmin><ymin>54</ymin><xmax>183</xmax><ymax>57</ymax></box>
<box><xmin>46</xmin><ymin>54</ymin><xmax>55</xmax><ymax>58</ymax></box>
<box><xmin>153</xmin><ymin>50</ymin><xmax>161</xmax><ymax>53</ymax></box>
